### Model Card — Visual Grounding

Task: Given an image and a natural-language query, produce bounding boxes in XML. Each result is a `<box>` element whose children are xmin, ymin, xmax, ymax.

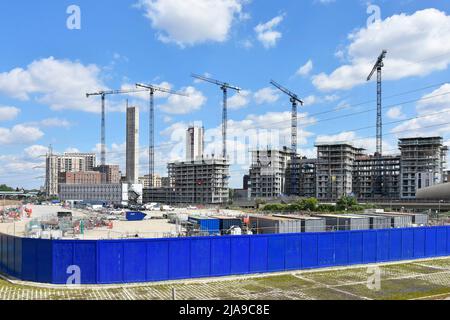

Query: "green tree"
<box><xmin>0</xmin><ymin>184</ymin><xmax>14</xmax><ymax>192</ymax></box>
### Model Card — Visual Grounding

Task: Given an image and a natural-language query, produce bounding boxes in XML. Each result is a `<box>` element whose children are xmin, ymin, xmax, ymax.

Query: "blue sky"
<box><xmin>1</xmin><ymin>0</ymin><xmax>450</xmax><ymax>189</ymax></box>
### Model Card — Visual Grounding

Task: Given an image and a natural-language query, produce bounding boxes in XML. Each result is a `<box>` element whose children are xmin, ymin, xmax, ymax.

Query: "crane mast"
<box><xmin>86</xmin><ymin>88</ymin><xmax>148</xmax><ymax>166</ymax></box>
<box><xmin>270</xmin><ymin>80</ymin><xmax>304</xmax><ymax>196</ymax></box>
<box><xmin>191</xmin><ymin>74</ymin><xmax>241</xmax><ymax>160</ymax></box>
<box><xmin>136</xmin><ymin>83</ymin><xmax>188</xmax><ymax>187</ymax></box>
<box><xmin>367</xmin><ymin>50</ymin><xmax>387</xmax><ymax>157</ymax></box>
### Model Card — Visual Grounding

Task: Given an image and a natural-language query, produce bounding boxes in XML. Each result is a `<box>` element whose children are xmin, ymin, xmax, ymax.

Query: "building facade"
<box><xmin>45</xmin><ymin>152</ymin><xmax>97</xmax><ymax>196</ymax></box>
<box><xmin>94</xmin><ymin>164</ymin><xmax>121</xmax><ymax>184</ymax></box>
<box><xmin>186</xmin><ymin>126</ymin><xmax>204</xmax><ymax>161</ymax></box>
<box><xmin>315</xmin><ymin>143</ymin><xmax>362</xmax><ymax>201</ymax></box>
<box><xmin>168</xmin><ymin>158</ymin><xmax>230</xmax><ymax>204</ymax></box>
<box><xmin>59</xmin><ymin>183</ymin><xmax>123</xmax><ymax>204</ymax></box>
<box><xmin>139</xmin><ymin>174</ymin><xmax>162</xmax><ymax>189</ymax></box>
<box><xmin>58</xmin><ymin>171</ymin><xmax>102</xmax><ymax>185</ymax></box>
<box><xmin>399</xmin><ymin>137</ymin><xmax>448</xmax><ymax>199</ymax></box>
<box><xmin>249</xmin><ymin>148</ymin><xmax>292</xmax><ymax>199</ymax></box>
<box><xmin>353</xmin><ymin>155</ymin><xmax>401</xmax><ymax>200</ymax></box>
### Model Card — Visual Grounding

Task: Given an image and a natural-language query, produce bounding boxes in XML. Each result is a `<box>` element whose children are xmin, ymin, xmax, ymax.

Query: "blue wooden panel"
<box><xmin>147</xmin><ymin>241</ymin><xmax>169</xmax><ymax>281</ymax></box>
<box><xmin>425</xmin><ymin>228</ymin><xmax>437</xmax><ymax>257</ymax></box>
<box><xmin>7</xmin><ymin>236</ymin><xmax>15</xmax><ymax>274</ymax></box>
<box><xmin>318</xmin><ymin>233</ymin><xmax>335</xmax><ymax>267</ymax></box>
<box><xmin>36</xmin><ymin>240</ymin><xmax>53</xmax><ymax>283</ymax></box>
<box><xmin>190</xmin><ymin>239</ymin><xmax>211</xmax><ymax>278</ymax></box>
<box><xmin>348</xmin><ymin>232</ymin><xmax>363</xmax><ymax>264</ymax></box>
<box><xmin>21</xmin><ymin>238</ymin><xmax>37</xmax><ymax>282</ymax></box>
<box><xmin>376</xmin><ymin>230</ymin><xmax>390</xmax><ymax>262</ymax></box>
<box><xmin>249</xmin><ymin>237</ymin><xmax>268</xmax><ymax>273</ymax></box>
<box><xmin>230</xmin><ymin>237</ymin><xmax>250</xmax><ymax>274</ymax></box>
<box><xmin>73</xmin><ymin>242</ymin><xmax>97</xmax><ymax>284</ymax></box>
<box><xmin>14</xmin><ymin>237</ymin><xmax>22</xmax><ymax>277</ymax></box>
<box><xmin>97</xmin><ymin>242</ymin><xmax>123</xmax><ymax>284</ymax></box>
<box><xmin>52</xmin><ymin>242</ymin><xmax>74</xmax><ymax>284</ymax></box>
<box><xmin>448</xmin><ymin>227</ymin><xmax>450</xmax><ymax>255</ymax></box>
<box><xmin>285</xmin><ymin>235</ymin><xmax>302</xmax><ymax>270</ymax></box>
<box><xmin>389</xmin><ymin>229</ymin><xmax>402</xmax><ymax>261</ymax></box>
<box><xmin>301</xmin><ymin>234</ymin><xmax>318</xmax><ymax>268</ymax></box>
<box><xmin>169</xmin><ymin>240</ymin><xmax>190</xmax><ymax>279</ymax></box>
<box><xmin>413</xmin><ymin>228</ymin><xmax>426</xmax><ymax>258</ymax></box>
<box><xmin>210</xmin><ymin>238</ymin><xmax>231</xmax><ymax>276</ymax></box>
<box><xmin>334</xmin><ymin>233</ymin><xmax>349</xmax><ymax>265</ymax></box>
<box><xmin>123</xmin><ymin>241</ymin><xmax>147</xmax><ymax>283</ymax></box>
<box><xmin>1</xmin><ymin>234</ymin><xmax>6</xmax><ymax>271</ymax></box>
<box><xmin>402</xmin><ymin>229</ymin><xmax>414</xmax><ymax>259</ymax></box>
<box><xmin>436</xmin><ymin>227</ymin><xmax>447</xmax><ymax>256</ymax></box>
<box><xmin>267</xmin><ymin>236</ymin><xmax>285</xmax><ymax>272</ymax></box>
<box><xmin>363</xmin><ymin>232</ymin><xmax>377</xmax><ymax>263</ymax></box>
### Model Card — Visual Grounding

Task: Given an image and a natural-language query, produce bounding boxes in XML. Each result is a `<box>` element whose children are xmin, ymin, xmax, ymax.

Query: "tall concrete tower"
<box><xmin>126</xmin><ymin>106</ymin><xmax>139</xmax><ymax>184</ymax></box>
<box><xmin>186</xmin><ymin>126</ymin><xmax>204</xmax><ymax>161</ymax></box>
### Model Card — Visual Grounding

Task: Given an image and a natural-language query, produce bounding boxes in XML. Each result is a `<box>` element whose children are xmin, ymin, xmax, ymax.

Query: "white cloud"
<box><xmin>24</xmin><ymin>145</ymin><xmax>49</xmax><ymax>159</ymax></box>
<box><xmin>386</xmin><ymin>106</ymin><xmax>405</xmax><ymax>120</ymax></box>
<box><xmin>254</xmin><ymin>87</ymin><xmax>280</xmax><ymax>104</ymax></box>
<box><xmin>313</xmin><ymin>9</ymin><xmax>450</xmax><ymax>91</ymax></box>
<box><xmin>159</xmin><ymin>86</ymin><xmax>206</xmax><ymax>114</ymax></box>
<box><xmin>254</xmin><ymin>15</ymin><xmax>284</xmax><ymax>48</ymax></box>
<box><xmin>0</xmin><ymin>106</ymin><xmax>20</xmax><ymax>121</ymax></box>
<box><xmin>0</xmin><ymin>124</ymin><xmax>44</xmax><ymax>145</ymax></box>
<box><xmin>0</xmin><ymin>57</ymin><xmax>105</xmax><ymax>113</ymax></box>
<box><xmin>296</xmin><ymin>59</ymin><xmax>313</xmax><ymax>77</ymax></box>
<box><xmin>136</xmin><ymin>0</ymin><xmax>244</xmax><ymax>46</ymax></box>
<box><xmin>315</xmin><ymin>131</ymin><xmax>397</xmax><ymax>155</ymax></box>
<box><xmin>391</xmin><ymin>83</ymin><xmax>450</xmax><ymax>138</ymax></box>
<box><xmin>228</xmin><ymin>90</ymin><xmax>251</xmax><ymax>110</ymax></box>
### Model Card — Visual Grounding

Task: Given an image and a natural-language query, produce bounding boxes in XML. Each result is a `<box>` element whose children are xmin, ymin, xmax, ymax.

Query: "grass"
<box><xmin>0</xmin><ymin>257</ymin><xmax>449</xmax><ymax>300</ymax></box>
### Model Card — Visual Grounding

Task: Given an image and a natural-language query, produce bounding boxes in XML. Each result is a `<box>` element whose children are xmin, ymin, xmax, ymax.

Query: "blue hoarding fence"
<box><xmin>0</xmin><ymin>226</ymin><xmax>449</xmax><ymax>285</ymax></box>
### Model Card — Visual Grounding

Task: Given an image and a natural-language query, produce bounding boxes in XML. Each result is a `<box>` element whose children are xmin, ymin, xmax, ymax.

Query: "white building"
<box><xmin>186</xmin><ymin>126</ymin><xmax>204</xmax><ymax>161</ymax></box>
<box><xmin>126</xmin><ymin>106</ymin><xmax>139</xmax><ymax>184</ymax></box>
<box><xmin>45</xmin><ymin>152</ymin><xmax>97</xmax><ymax>196</ymax></box>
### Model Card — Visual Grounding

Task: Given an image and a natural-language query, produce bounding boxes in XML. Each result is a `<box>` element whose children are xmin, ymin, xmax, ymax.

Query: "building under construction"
<box><xmin>248</xmin><ymin>136</ymin><xmax>448</xmax><ymax>201</ymax></box>
<box><xmin>249</xmin><ymin>147</ymin><xmax>292</xmax><ymax>199</ymax></box>
<box><xmin>167</xmin><ymin>158</ymin><xmax>230</xmax><ymax>205</ymax></box>
<box><xmin>399</xmin><ymin>137</ymin><xmax>448</xmax><ymax>199</ymax></box>
<box><xmin>315</xmin><ymin>143</ymin><xmax>362</xmax><ymax>201</ymax></box>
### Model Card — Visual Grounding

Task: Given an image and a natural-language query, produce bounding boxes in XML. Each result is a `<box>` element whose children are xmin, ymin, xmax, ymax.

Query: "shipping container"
<box><xmin>354</xmin><ymin>214</ymin><xmax>391</xmax><ymax>230</ymax></box>
<box><xmin>366</xmin><ymin>213</ymin><xmax>412</xmax><ymax>228</ymax></box>
<box><xmin>211</xmin><ymin>216</ymin><xmax>243</xmax><ymax>234</ymax></box>
<box><xmin>272</xmin><ymin>214</ymin><xmax>326</xmax><ymax>232</ymax></box>
<box><xmin>188</xmin><ymin>216</ymin><xmax>220</xmax><ymax>235</ymax></box>
<box><xmin>126</xmin><ymin>211</ymin><xmax>147</xmax><ymax>221</ymax></box>
<box><xmin>249</xmin><ymin>216</ymin><xmax>303</xmax><ymax>234</ymax></box>
<box><xmin>313</xmin><ymin>214</ymin><xmax>370</xmax><ymax>231</ymax></box>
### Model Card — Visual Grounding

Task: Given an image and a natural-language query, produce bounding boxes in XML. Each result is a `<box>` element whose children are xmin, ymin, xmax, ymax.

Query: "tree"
<box><xmin>0</xmin><ymin>184</ymin><xmax>14</xmax><ymax>192</ymax></box>
<box><xmin>300</xmin><ymin>198</ymin><xmax>319</xmax><ymax>211</ymax></box>
<box><xmin>337</xmin><ymin>196</ymin><xmax>358</xmax><ymax>211</ymax></box>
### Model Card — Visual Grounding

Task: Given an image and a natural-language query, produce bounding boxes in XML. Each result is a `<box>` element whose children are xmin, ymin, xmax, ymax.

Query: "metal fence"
<box><xmin>1</xmin><ymin>226</ymin><xmax>450</xmax><ymax>285</ymax></box>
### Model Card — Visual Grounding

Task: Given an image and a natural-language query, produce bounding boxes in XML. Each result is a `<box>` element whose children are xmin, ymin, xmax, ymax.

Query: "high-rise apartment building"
<box><xmin>45</xmin><ymin>152</ymin><xmax>97</xmax><ymax>196</ymax></box>
<box><xmin>186</xmin><ymin>126</ymin><xmax>204</xmax><ymax>161</ymax></box>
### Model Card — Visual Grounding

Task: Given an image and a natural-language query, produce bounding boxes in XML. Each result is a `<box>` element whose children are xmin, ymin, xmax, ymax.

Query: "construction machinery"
<box><xmin>367</xmin><ymin>50</ymin><xmax>387</xmax><ymax>157</ymax></box>
<box><xmin>191</xmin><ymin>74</ymin><xmax>241</xmax><ymax>160</ymax></box>
<box><xmin>270</xmin><ymin>80</ymin><xmax>304</xmax><ymax>196</ymax></box>
<box><xmin>86</xmin><ymin>88</ymin><xmax>148</xmax><ymax>166</ymax></box>
<box><xmin>136</xmin><ymin>83</ymin><xmax>188</xmax><ymax>187</ymax></box>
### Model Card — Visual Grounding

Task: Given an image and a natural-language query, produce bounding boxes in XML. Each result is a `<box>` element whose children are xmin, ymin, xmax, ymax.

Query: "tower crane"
<box><xmin>367</xmin><ymin>50</ymin><xmax>387</xmax><ymax>157</ymax></box>
<box><xmin>136</xmin><ymin>83</ymin><xmax>188</xmax><ymax>188</ymax></box>
<box><xmin>270</xmin><ymin>80</ymin><xmax>304</xmax><ymax>196</ymax></box>
<box><xmin>191</xmin><ymin>74</ymin><xmax>241</xmax><ymax>160</ymax></box>
<box><xmin>86</xmin><ymin>88</ymin><xmax>148</xmax><ymax>166</ymax></box>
